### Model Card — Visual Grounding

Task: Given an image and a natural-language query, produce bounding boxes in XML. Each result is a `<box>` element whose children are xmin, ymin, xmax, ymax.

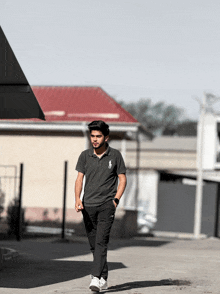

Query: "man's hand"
<box><xmin>75</xmin><ymin>172</ymin><xmax>84</xmax><ymax>212</ymax></box>
<box><xmin>113</xmin><ymin>173</ymin><xmax>126</xmax><ymax>205</ymax></box>
<box><xmin>75</xmin><ymin>199</ymin><xmax>84</xmax><ymax>212</ymax></box>
<box><xmin>113</xmin><ymin>200</ymin><xmax>117</xmax><ymax>208</ymax></box>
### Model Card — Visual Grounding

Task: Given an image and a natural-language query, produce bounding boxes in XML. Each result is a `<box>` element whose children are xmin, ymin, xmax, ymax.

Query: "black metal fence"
<box><xmin>0</xmin><ymin>161</ymin><xmax>69</xmax><ymax>241</ymax></box>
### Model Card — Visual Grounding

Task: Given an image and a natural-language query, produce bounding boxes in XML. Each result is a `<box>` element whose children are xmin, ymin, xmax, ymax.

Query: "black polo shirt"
<box><xmin>75</xmin><ymin>145</ymin><xmax>126</xmax><ymax>206</ymax></box>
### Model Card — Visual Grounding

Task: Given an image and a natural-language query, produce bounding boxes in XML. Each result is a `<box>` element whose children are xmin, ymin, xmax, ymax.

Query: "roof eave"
<box><xmin>0</xmin><ymin>121</ymin><xmax>141</xmax><ymax>133</ymax></box>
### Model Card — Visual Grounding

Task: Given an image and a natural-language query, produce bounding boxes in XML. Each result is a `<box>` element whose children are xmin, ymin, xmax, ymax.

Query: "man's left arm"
<box><xmin>114</xmin><ymin>173</ymin><xmax>127</xmax><ymax>207</ymax></box>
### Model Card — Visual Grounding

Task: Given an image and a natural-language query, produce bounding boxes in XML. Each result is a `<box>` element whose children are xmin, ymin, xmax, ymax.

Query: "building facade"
<box><xmin>0</xmin><ymin>86</ymin><xmax>150</xmax><ymax>226</ymax></box>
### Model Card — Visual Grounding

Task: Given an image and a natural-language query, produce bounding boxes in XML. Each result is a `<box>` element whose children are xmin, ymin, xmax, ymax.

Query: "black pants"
<box><xmin>82</xmin><ymin>200</ymin><xmax>116</xmax><ymax>280</ymax></box>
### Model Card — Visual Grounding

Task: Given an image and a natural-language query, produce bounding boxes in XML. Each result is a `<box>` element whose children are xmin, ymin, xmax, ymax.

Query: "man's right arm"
<box><xmin>75</xmin><ymin>172</ymin><xmax>84</xmax><ymax>212</ymax></box>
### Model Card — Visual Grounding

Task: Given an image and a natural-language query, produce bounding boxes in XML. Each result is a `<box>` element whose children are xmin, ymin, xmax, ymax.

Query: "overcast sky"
<box><xmin>1</xmin><ymin>0</ymin><xmax>220</xmax><ymax>119</ymax></box>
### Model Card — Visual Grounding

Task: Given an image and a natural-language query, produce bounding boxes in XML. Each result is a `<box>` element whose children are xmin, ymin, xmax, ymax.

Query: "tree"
<box><xmin>0</xmin><ymin>190</ymin><xmax>5</xmax><ymax>220</ymax></box>
<box><xmin>119</xmin><ymin>98</ymin><xmax>189</xmax><ymax>136</ymax></box>
<box><xmin>175</xmin><ymin>120</ymin><xmax>197</xmax><ymax>136</ymax></box>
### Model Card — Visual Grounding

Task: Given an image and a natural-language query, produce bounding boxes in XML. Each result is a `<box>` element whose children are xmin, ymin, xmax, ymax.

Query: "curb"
<box><xmin>0</xmin><ymin>247</ymin><xmax>19</xmax><ymax>270</ymax></box>
<box><xmin>153</xmin><ymin>231</ymin><xmax>207</xmax><ymax>239</ymax></box>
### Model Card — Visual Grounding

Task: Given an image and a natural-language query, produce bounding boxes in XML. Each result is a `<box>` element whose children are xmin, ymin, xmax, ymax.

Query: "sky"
<box><xmin>1</xmin><ymin>0</ymin><xmax>220</xmax><ymax>119</ymax></box>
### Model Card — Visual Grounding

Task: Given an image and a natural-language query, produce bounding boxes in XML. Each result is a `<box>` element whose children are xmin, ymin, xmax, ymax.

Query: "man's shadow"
<box><xmin>0</xmin><ymin>240</ymin><xmax>126</xmax><ymax>289</ymax></box>
<box><xmin>0</xmin><ymin>256</ymin><xmax>126</xmax><ymax>289</ymax></box>
<box><xmin>103</xmin><ymin>279</ymin><xmax>191</xmax><ymax>292</ymax></box>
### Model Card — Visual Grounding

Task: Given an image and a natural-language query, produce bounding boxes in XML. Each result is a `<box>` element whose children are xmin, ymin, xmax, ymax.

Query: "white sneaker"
<box><xmin>100</xmin><ymin>277</ymin><xmax>108</xmax><ymax>290</ymax></box>
<box><xmin>89</xmin><ymin>277</ymin><xmax>100</xmax><ymax>292</ymax></box>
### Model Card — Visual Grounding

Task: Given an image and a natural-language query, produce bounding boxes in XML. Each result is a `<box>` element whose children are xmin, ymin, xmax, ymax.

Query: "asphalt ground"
<box><xmin>0</xmin><ymin>236</ymin><xmax>219</xmax><ymax>294</ymax></box>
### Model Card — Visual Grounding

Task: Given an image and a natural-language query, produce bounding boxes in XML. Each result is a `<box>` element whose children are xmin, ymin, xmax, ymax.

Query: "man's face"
<box><xmin>90</xmin><ymin>130</ymin><xmax>108</xmax><ymax>149</ymax></box>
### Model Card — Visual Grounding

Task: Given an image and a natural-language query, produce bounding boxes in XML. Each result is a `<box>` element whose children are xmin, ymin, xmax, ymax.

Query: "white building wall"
<box><xmin>0</xmin><ymin>135</ymin><xmax>85</xmax><ymax>213</ymax></box>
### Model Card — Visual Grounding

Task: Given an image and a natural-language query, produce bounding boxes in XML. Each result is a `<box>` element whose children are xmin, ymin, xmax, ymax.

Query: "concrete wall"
<box><xmin>110</xmin><ymin>140</ymin><xmax>197</xmax><ymax>170</ymax></box>
<box><xmin>126</xmin><ymin>150</ymin><xmax>196</xmax><ymax>169</ymax></box>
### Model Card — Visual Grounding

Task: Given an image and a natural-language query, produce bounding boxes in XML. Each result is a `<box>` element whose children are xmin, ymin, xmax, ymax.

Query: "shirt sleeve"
<box><xmin>116</xmin><ymin>151</ymin><xmax>126</xmax><ymax>175</ymax></box>
<box><xmin>75</xmin><ymin>151</ymin><xmax>86</xmax><ymax>174</ymax></box>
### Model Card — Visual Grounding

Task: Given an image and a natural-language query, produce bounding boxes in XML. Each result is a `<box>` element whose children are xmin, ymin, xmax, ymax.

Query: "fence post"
<box><xmin>214</xmin><ymin>183</ymin><xmax>220</xmax><ymax>238</ymax></box>
<box><xmin>62</xmin><ymin>161</ymin><xmax>68</xmax><ymax>239</ymax></box>
<box><xmin>17</xmin><ymin>163</ymin><xmax>23</xmax><ymax>241</ymax></box>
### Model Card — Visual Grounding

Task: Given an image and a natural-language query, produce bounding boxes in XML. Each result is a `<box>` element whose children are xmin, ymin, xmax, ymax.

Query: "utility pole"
<box><xmin>194</xmin><ymin>92</ymin><xmax>220</xmax><ymax>238</ymax></box>
<box><xmin>194</xmin><ymin>93</ymin><xmax>206</xmax><ymax>239</ymax></box>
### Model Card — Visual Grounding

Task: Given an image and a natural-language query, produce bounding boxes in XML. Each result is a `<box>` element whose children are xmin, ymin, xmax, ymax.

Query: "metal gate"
<box><xmin>0</xmin><ymin>165</ymin><xmax>19</xmax><ymax>219</ymax></box>
<box><xmin>154</xmin><ymin>181</ymin><xmax>218</xmax><ymax>237</ymax></box>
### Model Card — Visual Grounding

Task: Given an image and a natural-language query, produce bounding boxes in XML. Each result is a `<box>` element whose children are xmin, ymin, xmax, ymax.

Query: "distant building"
<box><xmin>111</xmin><ymin>136</ymin><xmax>197</xmax><ymax>170</ymax></box>
<box><xmin>113</xmin><ymin>114</ymin><xmax>220</xmax><ymax>238</ymax></box>
<box><xmin>111</xmin><ymin>136</ymin><xmax>198</xmax><ymax>235</ymax></box>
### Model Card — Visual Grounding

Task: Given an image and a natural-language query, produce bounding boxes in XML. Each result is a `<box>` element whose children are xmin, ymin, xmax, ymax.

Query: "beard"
<box><xmin>93</xmin><ymin>140</ymin><xmax>105</xmax><ymax>149</ymax></box>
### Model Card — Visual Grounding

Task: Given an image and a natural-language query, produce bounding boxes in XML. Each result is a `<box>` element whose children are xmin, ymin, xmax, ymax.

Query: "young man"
<box><xmin>75</xmin><ymin>120</ymin><xmax>127</xmax><ymax>292</ymax></box>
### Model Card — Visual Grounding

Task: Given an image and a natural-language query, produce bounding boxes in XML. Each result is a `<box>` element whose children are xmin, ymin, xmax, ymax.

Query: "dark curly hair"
<box><xmin>88</xmin><ymin>120</ymin><xmax>110</xmax><ymax>136</ymax></box>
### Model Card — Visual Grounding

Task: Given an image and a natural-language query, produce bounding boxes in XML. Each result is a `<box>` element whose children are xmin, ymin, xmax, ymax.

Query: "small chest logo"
<box><xmin>108</xmin><ymin>160</ymin><xmax>112</xmax><ymax>169</ymax></box>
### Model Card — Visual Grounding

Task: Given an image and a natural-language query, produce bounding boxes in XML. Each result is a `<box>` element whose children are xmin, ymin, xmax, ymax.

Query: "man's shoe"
<box><xmin>100</xmin><ymin>277</ymin><xmax>108</xmax><ymax>290</ymax></box>
<box><xmin>89</xmin><ymin>277</ymin><xmax>100</xmax><ymax>292</ymax></box>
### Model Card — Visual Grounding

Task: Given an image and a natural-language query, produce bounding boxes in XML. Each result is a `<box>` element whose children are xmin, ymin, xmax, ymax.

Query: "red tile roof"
<box><xmin>32</xmin><ymin>86</ymin><xmax>137</xmax><ymax>123</ymax></box>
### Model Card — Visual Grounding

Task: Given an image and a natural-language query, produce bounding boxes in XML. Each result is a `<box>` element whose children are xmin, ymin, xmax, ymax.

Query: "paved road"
<box><xmin>0</xmin><ymin>236</ymin><xmax>219</xmax><ymax>294</ymax></box>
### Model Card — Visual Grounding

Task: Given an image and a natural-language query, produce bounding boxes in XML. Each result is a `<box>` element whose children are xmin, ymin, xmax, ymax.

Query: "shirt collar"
<box><xmin>88</xmin><ymin>144</ymin><xmax>111</xmax><ymax>157</ymax></box>
<box><xmin>105</xmin><ymin>144</ymin><xmax>111</xmax><ymax>156</ymax></box>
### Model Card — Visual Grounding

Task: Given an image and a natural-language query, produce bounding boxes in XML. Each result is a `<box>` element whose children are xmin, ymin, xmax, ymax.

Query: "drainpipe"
<box><xmin>82</xmin><ymin>122</ymin><xmax>89</xmax><ymax>149</ymax></box>
<box><xmin>121</xmin><ymin>135</ymin><xmax>126</xmax><ymax>161</ymax></box>
<box><xmin>135</xmin><ymin>128</ymin><xmax>140</xmax><ymax>211</ymax></box>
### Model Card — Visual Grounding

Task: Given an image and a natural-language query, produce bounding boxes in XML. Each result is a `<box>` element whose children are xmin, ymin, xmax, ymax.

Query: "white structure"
<box><xmin>201</xmin><ymin>112</ymin><xmax>220</xmax><ymax>170</ymax></box>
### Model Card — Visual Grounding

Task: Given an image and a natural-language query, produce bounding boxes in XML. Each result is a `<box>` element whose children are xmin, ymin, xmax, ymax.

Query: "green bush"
<box><xmin>6</xmin><ymin>198</ymin><xmax>27</xmax><ymax>236</ymax></box>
